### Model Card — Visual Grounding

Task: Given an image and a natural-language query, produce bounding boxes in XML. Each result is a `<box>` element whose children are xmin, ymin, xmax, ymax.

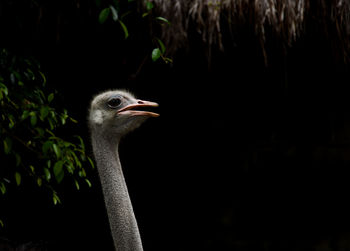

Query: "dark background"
<box><xmin>1</xmin><ymin>1</ymin><xmax>350</xmax><ymax>250</ymax></box>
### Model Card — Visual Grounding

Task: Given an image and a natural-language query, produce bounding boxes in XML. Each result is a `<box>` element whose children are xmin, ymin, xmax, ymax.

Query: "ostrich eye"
<box><xmin>107</xmin><ymin>97</ymin><xmax>122</xmax><ymax>109</ymax></box>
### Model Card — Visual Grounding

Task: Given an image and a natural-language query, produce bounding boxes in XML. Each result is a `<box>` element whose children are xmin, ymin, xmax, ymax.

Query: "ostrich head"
<box><xmin>89</xmin><ymin>90</ymin><xmax>159</xmax><ymax>137</ymax></box>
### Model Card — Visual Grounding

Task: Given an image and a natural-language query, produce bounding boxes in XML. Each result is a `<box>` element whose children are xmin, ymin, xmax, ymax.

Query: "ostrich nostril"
<box><xmin>137</xmin><ymin>100</ymin><xmax>144</xmax><ymax>104</ymax></box>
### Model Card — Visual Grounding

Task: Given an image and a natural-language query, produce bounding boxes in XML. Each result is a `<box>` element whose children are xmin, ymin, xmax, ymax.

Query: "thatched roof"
<box><xmin>142</xmin><ymin>0</ymin><xmax>350</xmax><ymax>62</ymax></box>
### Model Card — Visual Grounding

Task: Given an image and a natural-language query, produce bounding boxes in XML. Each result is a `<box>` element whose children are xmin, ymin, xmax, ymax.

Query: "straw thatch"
<box><xmin>142</xmin><ymin>0</ymin><xmax>350</xmax><ymax>61</ymax></box>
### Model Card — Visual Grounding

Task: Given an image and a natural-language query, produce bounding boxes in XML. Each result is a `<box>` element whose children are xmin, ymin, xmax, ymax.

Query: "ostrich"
<box><xmin>88</xmin><ymin>90</ymin><xmax>159</xmax><ymax>251</ymax></box>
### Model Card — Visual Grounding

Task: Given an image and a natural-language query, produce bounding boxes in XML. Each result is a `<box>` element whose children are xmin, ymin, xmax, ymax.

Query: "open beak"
<box><xmin>117</xmin><ymin>100</ymin><xmax>159</xmax><ymax>117</ymax></box>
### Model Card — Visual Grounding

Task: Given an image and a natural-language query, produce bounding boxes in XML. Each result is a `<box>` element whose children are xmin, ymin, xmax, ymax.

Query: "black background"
<box><xmin>2</xmin><ymin>1</ymin><xmax>350</xmax><ymax>250</ymax></box>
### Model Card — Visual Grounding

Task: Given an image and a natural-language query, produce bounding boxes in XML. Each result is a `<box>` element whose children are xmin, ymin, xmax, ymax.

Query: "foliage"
<box><xmin>0</xmin><ymin>0</ymin><xmax>171</xmax><ymax>221</ymax></box>
<box><xmin>0</xmin><ymin>49</ymin><xmax>94</xmax><ymax>207</ymax></box>
<box><xmin>0</xmin><ymin>1</ymin><xmax>171</xmax><ymax>222</ymax></box>
<box><xmin>97</xmin><ymin>0</ymin><xmax>172</xmax><ymax>64</ymax></box>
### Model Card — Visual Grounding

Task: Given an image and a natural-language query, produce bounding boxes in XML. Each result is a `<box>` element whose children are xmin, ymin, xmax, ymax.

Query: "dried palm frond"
<box><xmin>141</xmin><ymin>0</ymin><xmax>350</xmax><ymax>62</ymax></box>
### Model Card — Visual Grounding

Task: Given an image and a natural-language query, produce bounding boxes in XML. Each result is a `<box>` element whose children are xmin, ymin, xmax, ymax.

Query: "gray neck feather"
<box><xmin>91</xmin><ymin>131</ymin><xmax>143</xmax><ymax>251</ymax></box>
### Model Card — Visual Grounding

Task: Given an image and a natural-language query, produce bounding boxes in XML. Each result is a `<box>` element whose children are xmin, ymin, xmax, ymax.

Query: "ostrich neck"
<box><xmin>91</xmin><ymin>131</ymin><xmax>143</xmax><ymax>251</ymax></box>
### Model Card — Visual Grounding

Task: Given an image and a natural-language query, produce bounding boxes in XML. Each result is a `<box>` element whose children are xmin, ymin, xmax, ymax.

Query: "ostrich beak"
<box><xmin>117</xmin><ymin>100</ymin><xmax>159</xmax><ymax>117</ymax></box>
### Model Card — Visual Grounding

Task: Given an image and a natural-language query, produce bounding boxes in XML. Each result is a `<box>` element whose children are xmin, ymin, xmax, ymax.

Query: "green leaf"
<box><xmin>80</xmin><ymin>153</ymin><xmax>86</xmax><ymax>161</ymax></box>
<box><xmin>53</xmin><ymin>161</ymin><xmax>64</xmax><ymax>183</ymax></box>
<box><xmin>15</xmin><ymin>172</ymin><xmax>21</xmax><ymax>186</ymax></box>
<box><xmin>29</xmin><ymin>165</ymin><xmax>35</xmax><ymax>174</ymax></box>
<box><xmin>146</xmin><ymin>1</ymin><xmax>154</xmax><ymax>11</ymax></box>
<box><xmin>39</xmin><ymin>71</ymin><xmax>46</xmax><ymax>86</ymax></box>
<box><xmin>21</xmin><ymin>110</ymin><xmax>30</xmax><ymax>120</ymax></box>
<box><xmin>76</xmin><ymin>135</ymin><xmax>85</xmax><ymax>150</ymax></box>
<box><xmin>48</xmin><ymin>118</ymin><xmax>55</xmax><ymax>130</ymax></box>
<box><xmin>71</xmin><ymin>151</ymin><xmax>82</xmax><ymax>168</ymax></box>
<box><xmin>53</xmin><ymin>195</ymin><xmax>58</xmax><ymax>205</ymax></box>
<box><xmin>40</xmin><ymin>106</ymin><xmax>49</xmax><ymax>120</ymax></box>
<box><xmin>99</xmin><ymin>8</ymin><xmax>110</xmax><ymax>24</ymax></box>
<box><xmin>151</xmin><ymin>48</ymin><xmax>161</xmax><ymax>62</ymax></box>
<box><xmin>52</xmin><ymin>144</ymin><xmax>61</xmax><ymax>159</ymax></box>
<box><xmin>85</xmin><ymin>179</ymin><xmax>92</xmax><ymax>188</ymax></box>
<box><xmin>3</xmin><ymin>137</ymin><xmax>12</xmax><ymax>155</ymax></box>
<box><xmin>37</xmin><ymin>177</ymin><xmax>42</xmax><ymax>187</ymax></box>
<box><xmin>110</xmin><ymin>5</ymin><xmax>118</xmax><ymax>21</ymax></box>
<box><xmin>0</xmin><ymin>182</ymin><xmax>6</xmax><ymax>195</ymax></box>
<box><xmin>30</xmin><ymin>112</ymin><xmax>37</xmax><ymax>126</ymax></box>
<box><xmin>78</xmin><ymin>168</ymin><xmax>86</xmax><ymax>178</ymax></box>
<box><xmin>87</xmin><ymin>156</ymin><xmax>95</xmax><ymax>169</ymax></box>
<box><xmin>52</xmin><ymin>192</ymin><xmax>61</xmax><ymax>205</ymax></box>
<box><xmin>15</xmin><ymin>153</ymin><xmax>21</xmax><ymax>167</ymax></box>
<box><xmin>50</xmin><ymin>111</ymin><xmax>57</xmax><ymax>123</ymax></box>
<box><xmin>63</xmin><ymin>141</ymin><xmax>74</xmax><ymax>148</ymax></box>
<box><xmin>70</xmin><ymin>117</ymin><xmax>78</xmax><ymax>123</ymax></box>
<box><xmin>48</xmin><ymin>93</ymin><xmax>54</xmax><ymax>103</ymax></box>
<box><xmin>118</xmin><ymin>20</ymin><xmax>129</xmax><ymax>39</ymax></box>
<box><xmin>142</xmin><ymin>12</ymin><xmax>149</xmax><ymax>18</ymax></box>
<box><xmin>44</xmin><ymin>167</ymin><xmax>51</xmax><ymax>181</ymax></box>
<box><xmin>156</xmin><ymin>38</ymin><xmax>166</xmax><ymax>54</ymax></box>
<box><xmin>155</xmin><ymin>16</ymin><xmax>171</xmax><ymax>25</ymax></box>
<box><xmin>74</xmin><ymin>179</ymin><xmax>80</xmax><ymax>190</ymax></box>
<box><xmin>8</xmin><ymin>115</ymin><xmax>15</xmax><ymax>129</ymax></box>
<box><xmin>42</xmin><ymin>140</ymin><xmax>53</xmax><ymax>154</ymax></box>
<box><xmin>66</xmin><ymin>162</ymin><xmax>74</xmax><ymax>174</ymax></box>
<box><xmin>0</xmin><ymin>83</ymin><xmax>8</xmax><ymax>96</ymax></box>
<box><xmin>60</xmin><ymin>115</ymin><xmax>67</xmax><ymax>125</ymax></box>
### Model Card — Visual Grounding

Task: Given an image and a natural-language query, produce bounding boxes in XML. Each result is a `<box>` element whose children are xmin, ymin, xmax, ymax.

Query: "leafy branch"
<box><xmin>97</xmin><ymin>0</ymin><xmax>172</xmax><ymax>64</ymax></box>
<box><xmin>0</xmin><ymin>49</ymin><xmax>94</xmax><ymax>215</ymax></box>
